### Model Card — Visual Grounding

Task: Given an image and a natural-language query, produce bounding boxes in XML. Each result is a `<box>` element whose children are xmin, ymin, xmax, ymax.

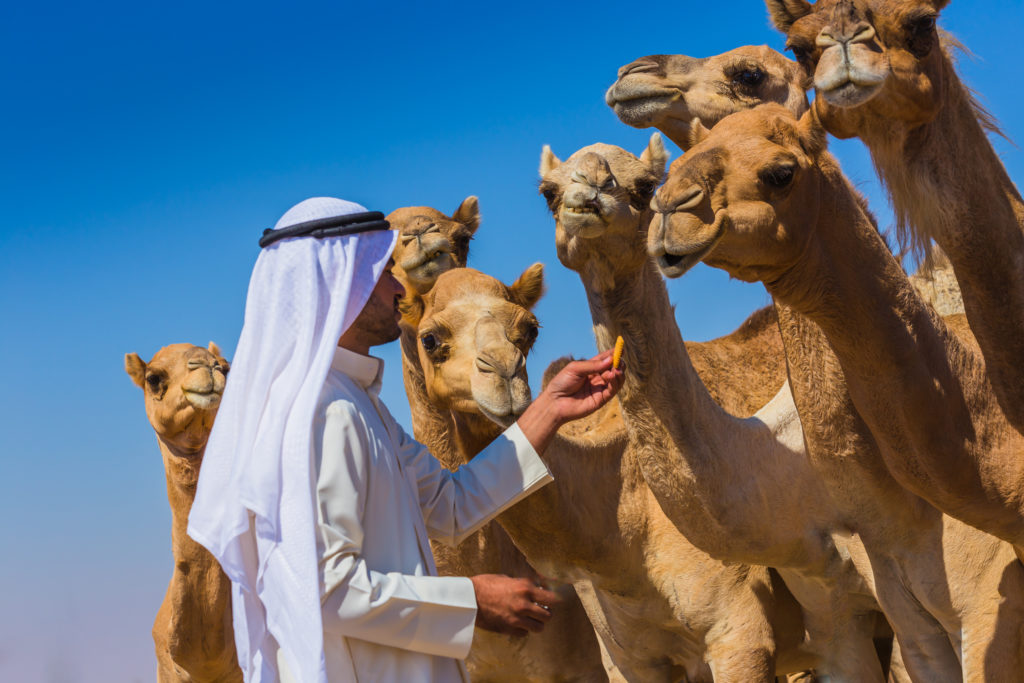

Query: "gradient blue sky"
<box><xmin>2</xmin><ymin>1</ymin><xmax>1021</xmax><ymax>680</ymax></box>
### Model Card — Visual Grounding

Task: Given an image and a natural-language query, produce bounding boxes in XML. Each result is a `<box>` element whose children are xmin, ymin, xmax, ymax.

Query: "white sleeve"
<box><xmin>315</xmin><ymin>400</ymin><xmax>478</xmax><ymax>660</ymax></box>
<box><xmin>394</xmin><ymin>419</ymin><xmax>554</xmax><ymax>547</ymax></box>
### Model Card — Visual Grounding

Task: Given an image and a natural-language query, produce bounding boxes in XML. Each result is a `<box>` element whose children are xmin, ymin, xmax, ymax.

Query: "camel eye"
<box><xmin>787</xmin><ymin>42</ymin><xmax>812</xmax><ymax>66</ymax></box>
<box><xmin>601</xmin><ymin>177</ymin><xmax>617</xmax><ymax>192</ymax></box>
<box><xmin>906</xmin><ymin>14</ymin><xmax>936</xmax><ymax>57</ymax></box>
<box><xmin>524</xmin><ymin>325</ymin><xmax>538</xmax><ymax>345</ymax></box>
<box><xmin>421</xmin><ymin>333</ymin><xmax>438</xmax><ymax>352</ymax></box>
<box><xmin>733</xmin><ymin>69</ymin><xmax>765</xmax><ymax>88</ymax></box>
<box><xmin>539</xmin><ymin>183</ymin><xmax>558</xmax><ymax>206</ymax></box>
<box><xmin>145</xmin><ymin>373</ymin><xmax>165</xmax><ymax>394</ymax></box>
<box><xmin>760</xmin><ymin>165</ymin><xmax>796</xmax><ymax>189</ymax></box>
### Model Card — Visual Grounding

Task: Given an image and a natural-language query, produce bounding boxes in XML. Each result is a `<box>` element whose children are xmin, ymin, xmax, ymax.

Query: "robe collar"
<box><xmin>332</xmin><ymin>345</ymin><xmax>384</xmax><ymax>396</ymax></box>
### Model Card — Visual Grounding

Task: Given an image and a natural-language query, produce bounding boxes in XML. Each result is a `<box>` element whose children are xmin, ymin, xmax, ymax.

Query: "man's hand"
<box><xmin>470</xmin><ymin>574</ymin><xmax>561</xmax><ymax>637</ymax></box>
<box><xmin>517</xmin><ymin>350</ymin><xmax>624</xmax><ymax>454</ymax></box>
<box><xmin>541</xmin><ymin>350</ymin><xmax>624</xmax><ymax>423</ymax></box>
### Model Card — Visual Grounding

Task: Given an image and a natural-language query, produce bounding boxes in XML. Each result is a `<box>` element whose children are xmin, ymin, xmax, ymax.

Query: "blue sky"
<box><xmin>2</xmin><ymin>1</ymin><xmax>1021</xmax><ymax>680</ymax></box>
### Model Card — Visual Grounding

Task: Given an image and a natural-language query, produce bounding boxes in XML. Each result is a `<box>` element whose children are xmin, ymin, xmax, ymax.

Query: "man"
<box><xmin>189</xmin><ymin>197</ymin><xmax>623</xmax><ymax>683</ymax></box>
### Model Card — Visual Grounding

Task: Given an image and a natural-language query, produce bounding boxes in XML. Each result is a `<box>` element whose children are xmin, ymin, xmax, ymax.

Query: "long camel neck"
<box><xmin>771</xmin><ymin>303</ymin><xmax>933</xmax><ymax>529</ymax></box>
<box><xmin>579</xmin><ymin>255</ymin><xmax>810</xmax><ymax>564</ymax></box>
<box><xmin>863</xmin><ymin>49</ymin><xmax>1024</xmax><ymax>429</ymax></box>
<box><xmin>159</xmin><ymin>442</ymin><xmax>238</xmax><ymax>679</ymax></box>
<box><xmin>768</xmin><ymin>156</ymin><xmax>1024</xmax><ymax>544</ymax></box>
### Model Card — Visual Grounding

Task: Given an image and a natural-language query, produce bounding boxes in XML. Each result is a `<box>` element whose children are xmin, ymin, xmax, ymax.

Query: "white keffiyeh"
<box><xmin>188</xmin><ymin>197</ymin><xmax>397</xmax><ymax>683</ymax></box>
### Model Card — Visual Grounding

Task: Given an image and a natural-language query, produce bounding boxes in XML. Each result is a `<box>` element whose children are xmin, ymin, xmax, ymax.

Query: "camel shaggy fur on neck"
<box><xmin>126</xmin><ymin>342</ymin><xmax>240</xmax><ymax>683</ymax></box>
<box><xmin>767</xmin><ymin>0</ymin><xmax>1024</xmax><ymax>436</ymax></box>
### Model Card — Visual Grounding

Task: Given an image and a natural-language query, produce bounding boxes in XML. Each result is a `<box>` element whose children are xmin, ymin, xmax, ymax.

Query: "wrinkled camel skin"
<box><xmin>126</xmin><ymin>343</ymin><xmax>241</xmax><ymax>683</ymax></box>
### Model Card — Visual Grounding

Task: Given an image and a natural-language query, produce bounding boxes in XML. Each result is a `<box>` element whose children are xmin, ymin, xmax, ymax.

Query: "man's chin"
<box><xmin>370</xmin><ymin>322</ymin><xmax>403</xmax><ymax>348</ymax></box>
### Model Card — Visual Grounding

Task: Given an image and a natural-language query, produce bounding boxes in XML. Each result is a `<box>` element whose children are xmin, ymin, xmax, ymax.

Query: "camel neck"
<box><xmin>579</xmin><ymin>256</ymin><xmax>796</xmax><ymax>563</ymax></box>
<box><xmin>767</xmin><ymin>158</ymin><xmax>992</xmax><ymax>510</ymax></box>
<box><xmin>159</xmin><ymin>443</ymin><xmax>237</xmax><ymax>678</ymax></box>
<box><xmin>864</xmin><ymin>53</ymin><xmax>1024</xmax><ymax>428</ymax></box>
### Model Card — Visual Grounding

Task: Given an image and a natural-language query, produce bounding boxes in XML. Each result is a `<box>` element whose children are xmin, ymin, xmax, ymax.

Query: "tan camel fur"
<box><xmin>125</xmin><ymin>343</ymin><xmax>241</xmax><ymax>683</ymax></box>
<box><xmin>606</xmin><ymin>45</ymin><xmax>809</xmax><ymax>151</ymax></box>
<box><xmin>766</xmin><ymin>0</ymin><xmax>1024</xmax><ymax>436</ymax></box>
<box><xmin>388</xmin><ymin>201</ymin><xmax>611</xmax><ymax>682</ymax></box>
<box><xmin>540</xmin><ymin>135</ymin><xmax>904</xmax><ymax>681</ymax></box>
<box><xmin>409</xmin><ymin>264</ymin><xmax>821</xmax><ymax>681</ymax></box>
<box><xmin>651</xmin><ymin>104</ymin><xmax>1024</xmax><ymax>680</ymax></box>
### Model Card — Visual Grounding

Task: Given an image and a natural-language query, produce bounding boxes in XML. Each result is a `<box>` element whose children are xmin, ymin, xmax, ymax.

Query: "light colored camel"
<box><xmin>541</xmin><ymin>134</ymin><xmax>900</xmax><ymax>681</ymax></box>
<box><xmin>125</xmin><ymin>343</ymin><xmax>241</xmax><ymax>683</ymax></box>
<box><xmin>409</xmin><ymin>265</ymin><xmax>820</xmax><ymax>681</ymax></box>
<box><xmin>650</xmin><ymin>103</ymin><xmax>1024</xmax><ymax>680</ymax></box>
<box><xmin>606</xmin><ymin>44</ymin><xmax>809</xmax><ymax>150</ymax></box>
<box><xmin>766</xmin><ymin>0</ymin><xmax>1024</xmax><ymax>438</ymax></box>
<box><xmin>387</xmin><ymin>200</ymin><xmax>611</xmax><ymax>682</ymax></box>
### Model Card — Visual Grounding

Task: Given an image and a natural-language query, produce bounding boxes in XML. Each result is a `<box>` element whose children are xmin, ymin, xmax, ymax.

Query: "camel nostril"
<box><xmin>620</xmin><ymin>60</ymin><xmax>659</xmax><ymax>78</ymax></box>
<box><xmin>676</xmin><ymin>185</ymin><xmax>705</xmax><ymax>211</ymax></box>
<box><xmin>660</xmin><ymin>253</ymin><xmax>685</xmax><ymax>269</ymax></box>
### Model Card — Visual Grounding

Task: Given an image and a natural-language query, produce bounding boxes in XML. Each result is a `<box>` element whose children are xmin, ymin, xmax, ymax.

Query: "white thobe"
<box><xmin>280</xmin><ymin>345</ymin><xmax>554</xmax><ymax>682</ymax></box>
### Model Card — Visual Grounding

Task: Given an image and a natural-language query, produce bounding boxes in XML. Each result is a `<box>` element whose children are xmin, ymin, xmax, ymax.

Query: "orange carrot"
<box><xmin>612</xmin><ymin>336</ymin><xmax>624</xmax><ymax>370</ymax></box>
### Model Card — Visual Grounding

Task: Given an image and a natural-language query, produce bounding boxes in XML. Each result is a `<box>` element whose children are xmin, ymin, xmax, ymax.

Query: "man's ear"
<box><xmin>509</xmin><ymin>263</ymin><xmax>545</xmax><ymax>311</ymax></box>
<box><xmin>125</xmin><ymin>353</ymin><xmax>147</xmax><ymax>388</ymax></box>
<box><xmin>540</xmin><ymin>145</ymin><xmax>562</xmax><ymax>177</ymax></box>
<box><xmin>765</xmin><ymin>0</ymin><xmax>813</xmax><ymax>32</ymax></box>
<box><xmin>797</xmin><ymin>107</ymin><xmax>827</xmax><ymax>158</ymax></box>
<box><xmin>640</xmin><ymin>132</ymin><xmax>670</xmax><ymax>181</ymax></box>
<box><xmin>452</xmin><ymin>196</ymin><xmax>481</xmax><ymax>235</ymax></box>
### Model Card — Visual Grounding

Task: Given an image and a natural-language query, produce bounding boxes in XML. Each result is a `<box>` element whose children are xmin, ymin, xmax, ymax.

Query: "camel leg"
<box><xmin>705</xmin><ymin>646</ymin><xmax>774</xmax><ymax>682</ymax></box>
<box><xmin>869</xmin><ymin>560</ymin><xmax>961</xmax><ymax>683</ymax></box>
<box><xmin>957</xmin><ymin>554</ymin><xmax>1024</xmax><ymax>683</ymax></box>
<box><xmin>775</xmin><ymin>568</ymin><xmax>884</xmax><ymax>682</ymax></box>
<box><xmin>886</xmin><ymin>636</ymin><xmax>912</xmax><ymax>683</ymax></box>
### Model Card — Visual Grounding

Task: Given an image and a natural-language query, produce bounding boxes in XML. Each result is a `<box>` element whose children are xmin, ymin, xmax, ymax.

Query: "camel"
<box><xmin>408</xmin><ymin>264</ymin><xmax>820</xmax><ymax>681</ymax></box>
<box><xmin>125</xmin><ymin>343</ymin><xmax>241</xmax><ymax>683</ymax></box>
<box><xmin>606</xmin><ymin>45</ymin><xmax>809</xmax><ymax>150</ymax></box>
<box><xmin>387</xmin><ymin>200</ymin><xmax>611</xmax><ymax>682</ymax></box>
<box><xmin>540</xmin><ymin>134</ymin><xmax>905</xmax><ymax>681</ymax></box>
<box><xmin>765</xmin><ymin>0</ymin><xmax>1024</xmax><ymax>438</ymax></box>
<box><xmin>608</xmin><ymin>42</ymin><xmax>965</xmax><ymax>313</ymax></box>
<box><xmin>649</xmin><ymin>103</ymin><xmax>1024</xmax><ymax>680</ymax></box>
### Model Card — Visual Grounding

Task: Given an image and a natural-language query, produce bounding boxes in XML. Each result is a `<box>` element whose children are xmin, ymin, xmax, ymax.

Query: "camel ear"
<box><xmin>208</xmin><ymin>341</ymin><xmax>222</xmax><ymax>357</ymax></box>
<box><xmin>797</xmin><ymin>107</ymin><xmax>827</xmax><ymax>158</ymax></box>
<box><xmin>452</xmin><ymin>196</ymin><xmax>481</xmax><ymax>235</ymax></box>
<box><xmin>765</xmin><ymin>0</ymin><xmax>812</xmax><ymax>31</ymax></box>
<box><xmin>509</xmin><ymin>263</ymin><xmax>545</xmax><ymax>311</ymax></box>
<box><xmin>540</xmin><ymin>145</ymin><xmax>561</xmax><ymax>177</ymax></box>
<box><xmin>125</xmin><ymin>353</ymin><xmax>147</xmax><ymax>388</ymax></box>
<box><xmin>640</xmin><ymin>133</ymin><xmax>670</xmax><ymax>179</ymax></box>
<box><xmin>687</xmin><ymin>118</ymin><xmax>712</xmax><ymax>149</ymax></box>
<box><xmin>930</xmin><ymin>0</ymin><xmax>950</xmax><ymax>8</ymax></box>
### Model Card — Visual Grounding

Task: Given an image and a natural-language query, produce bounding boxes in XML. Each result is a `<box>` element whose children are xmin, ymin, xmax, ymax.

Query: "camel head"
<box><xmin>766</xmin><ymin>0</ymin><xmax>950</xmax><ymax>136</ymax></box>
<box><xmin>387</xmin><ymin>196</ymin><xmax>480</xmax><ymax>296</ymax></box>
<box><xmin>650</xmin><ymin>104</ymin><xmax>827</xmax><ymax>284</ymax></box>
<box><xmin>407</xmin><ymin>266</ymin><xmax>544</xmax><ymax>431</ymax></box>
<box><xmin>540</xmin><ymin>134</ymin><xmax>669</xmax><ymax>291</ymax></box>
<box><xmin>607</xmin><ymin>45</ymin><xmax>810</xmax><ymax>150</ymax></box>
<box><xmin>125</xmin><ymin>342</ymin><xmax>230</xmax><ymax>458</ymax></box>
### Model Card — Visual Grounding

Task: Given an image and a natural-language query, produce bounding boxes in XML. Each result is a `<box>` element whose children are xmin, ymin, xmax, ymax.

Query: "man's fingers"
<box><xmin>565</xmin><ymin>355</ymin><xmax>613</xmax><ymax>377</ymax></box>
<box><xmin>529</xmin><ymin>586</ymin><xmax>561</xmax><ymax>606</ymax></box>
